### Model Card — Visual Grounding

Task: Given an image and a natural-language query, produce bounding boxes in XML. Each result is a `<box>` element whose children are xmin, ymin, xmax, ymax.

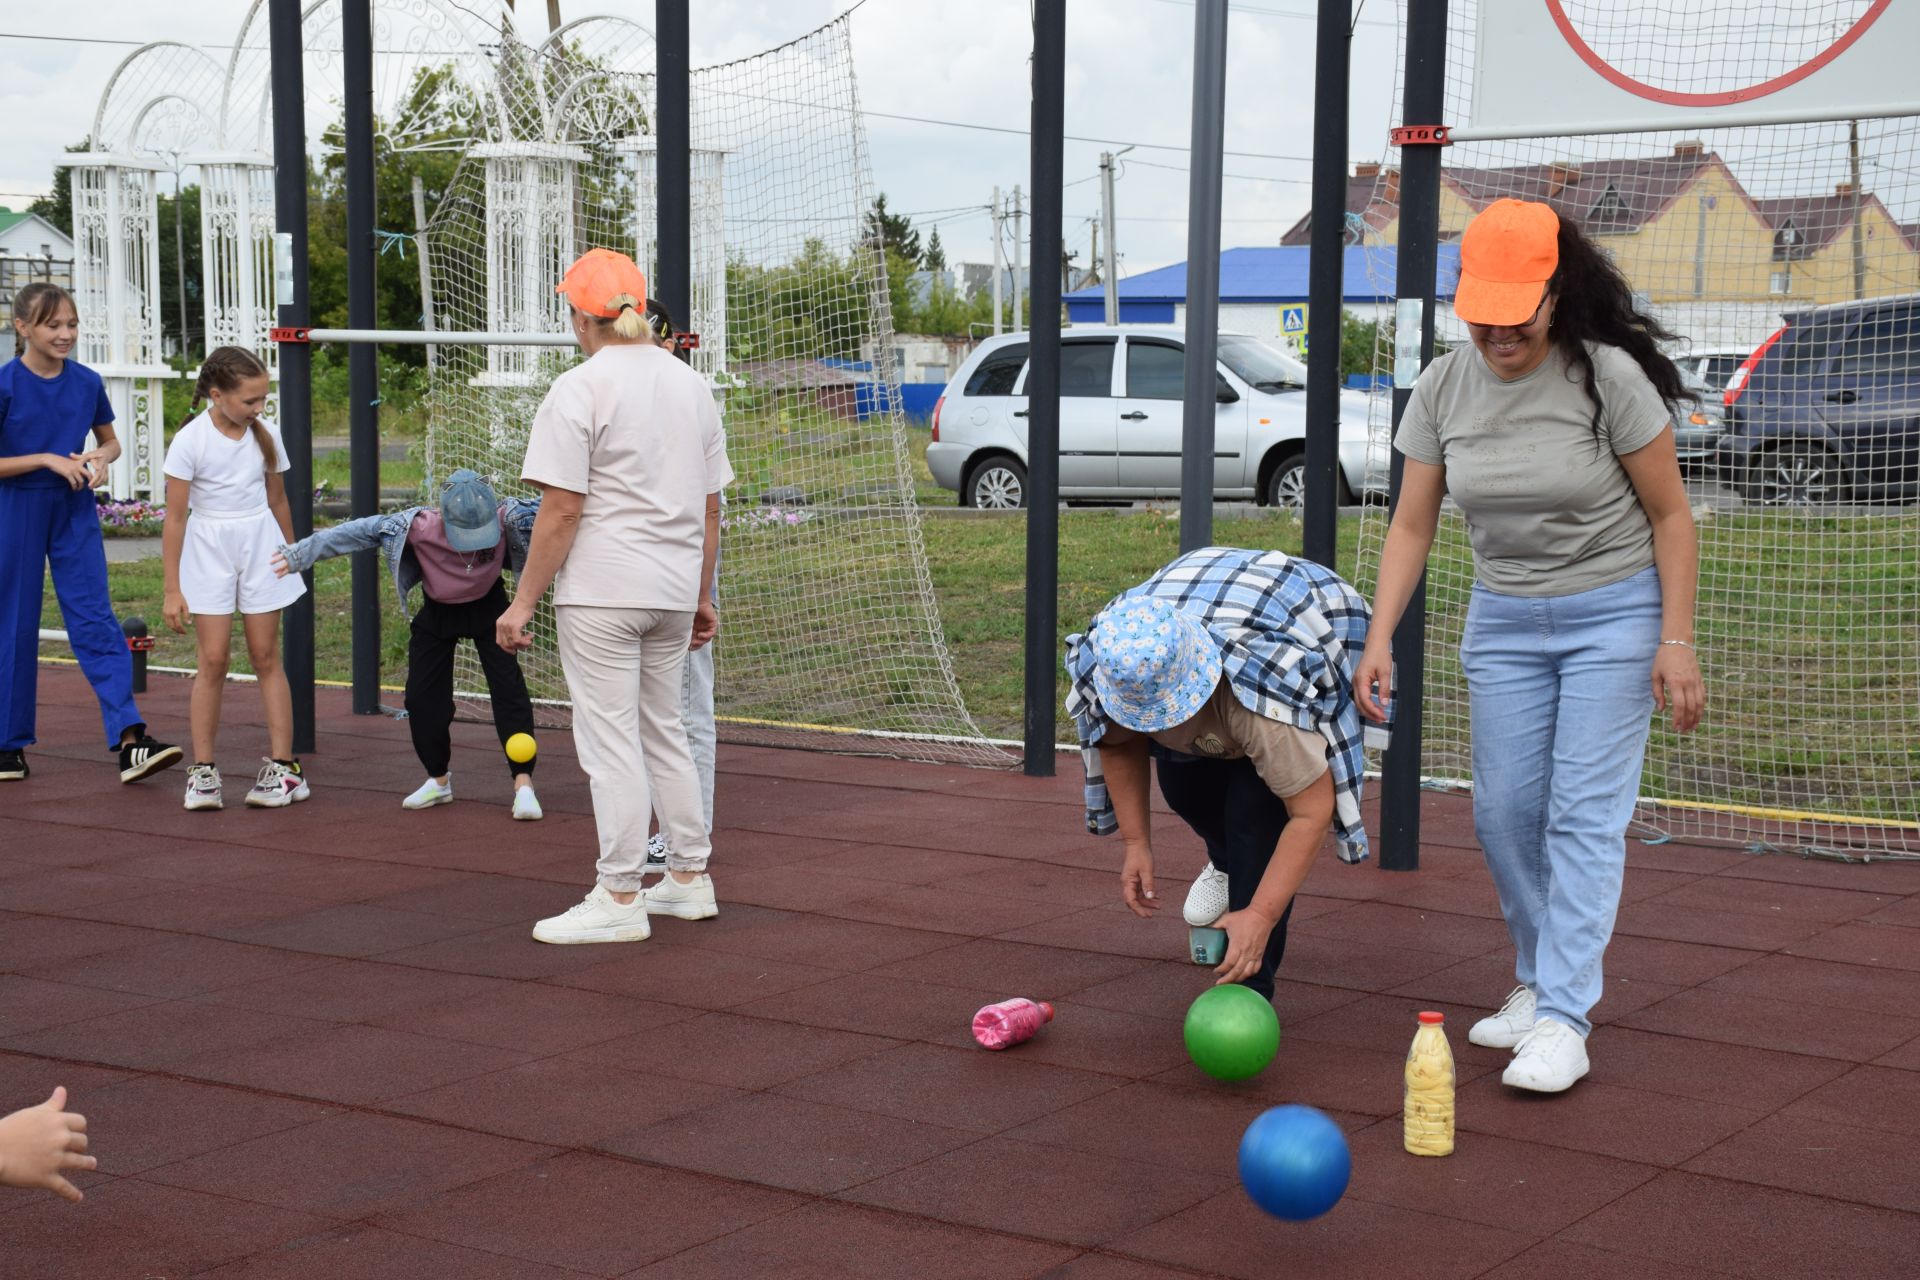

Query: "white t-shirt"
<box><xmin>521</xmin><ymin>343</ymin><xmax>733</xmax><ymax>610</ymax></box>
<box><xmin>163</xmin><ymin>411</ymin><xmax>289</xmax><ymax>515</ymax></box>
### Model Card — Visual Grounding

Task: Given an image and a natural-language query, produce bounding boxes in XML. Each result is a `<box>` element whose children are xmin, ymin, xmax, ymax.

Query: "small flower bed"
<box><xmin>724</xmin><ymin>505</ymin><xmax>815</xmax><ymax>531</ymax></box>
<box><xmin>95</xmin><ymin>495</ymin><xmax>165</xmax><ymax>537</ymax></box>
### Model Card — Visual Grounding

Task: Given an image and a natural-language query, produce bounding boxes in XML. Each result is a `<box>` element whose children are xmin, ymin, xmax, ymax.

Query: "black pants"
<box><xmin>405</xmin><ymin>579</ymin><xmax>536</xmax><ymax>780</ymax></box>
<box><xmin>1153</xmin><ymin>748</ymin><xmax>1297</xmax><ymax>1000</ymax></box>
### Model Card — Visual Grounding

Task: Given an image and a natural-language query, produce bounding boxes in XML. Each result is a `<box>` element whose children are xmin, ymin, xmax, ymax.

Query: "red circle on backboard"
<box><xmin>1543</xmin><ymin>0</ymin><xmax>1891</xmax><ymax>107</ymax></box>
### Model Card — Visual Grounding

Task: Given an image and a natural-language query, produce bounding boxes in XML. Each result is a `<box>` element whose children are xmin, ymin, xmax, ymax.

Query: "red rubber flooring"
<box><xmin>4</xmin><ymin>668</ymin><xmax>1920</xmax><ymax>1278</ymax></box>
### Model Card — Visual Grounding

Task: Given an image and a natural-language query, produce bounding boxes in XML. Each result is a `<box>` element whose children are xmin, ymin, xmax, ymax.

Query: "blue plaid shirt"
<box><xmin>1065</xmin><ymin>547</ymin><xmax>1387</xmax><ymax>863</ymax></box>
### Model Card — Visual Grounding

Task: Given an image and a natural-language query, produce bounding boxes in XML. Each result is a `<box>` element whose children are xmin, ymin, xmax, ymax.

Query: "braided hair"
<box><xmin>189</xmin><ymin>346</ymin><xmax>276</xmax><ymax>470</ymax></box>
<box><xmin>643</xmin><ymin>298</ymin><xmax>674</xmax><ymax>346</ymax></box>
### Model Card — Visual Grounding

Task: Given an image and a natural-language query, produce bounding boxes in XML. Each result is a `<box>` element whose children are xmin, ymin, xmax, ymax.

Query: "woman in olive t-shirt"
<box><xmin>1354</xmin><ymin>199</ymin><xmax>1705</xmax><ymax>1095</ymax></box>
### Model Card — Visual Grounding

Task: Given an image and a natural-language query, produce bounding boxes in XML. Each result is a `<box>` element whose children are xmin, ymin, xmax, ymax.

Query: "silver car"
<box><xmin>926</xmin><ymin>325</ymin><xmax>1385</xmax><ymax>509</ymax></box>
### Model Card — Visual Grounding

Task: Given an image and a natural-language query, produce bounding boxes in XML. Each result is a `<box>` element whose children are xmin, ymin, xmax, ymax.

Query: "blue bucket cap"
<box><xmin>440</xmin><ymin>469</ymin><xmax>501</xmax><ymax>553</ymax></box>
<box><xmin>1086</xmin><ymin>596</ymin><xmax>1222</xmax><ymax>733</ymax></box>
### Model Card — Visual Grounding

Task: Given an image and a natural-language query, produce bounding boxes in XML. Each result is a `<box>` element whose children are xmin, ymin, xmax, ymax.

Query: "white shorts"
<box><xmin>181</xmin><ymin>507</ymin><xmax>308</xmax><ymax>616</ymax></box>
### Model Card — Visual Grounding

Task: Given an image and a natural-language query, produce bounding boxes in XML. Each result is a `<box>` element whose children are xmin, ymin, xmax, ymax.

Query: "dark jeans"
<box><xmin>1153</xmin><ymin>747</ymin><xmax>1296</xmax><ymax>1000</ymax></box>
<box><xmin>405</xmin><ymin>579</ymin><xmax>536</xmax><ymax>780</ymax></box>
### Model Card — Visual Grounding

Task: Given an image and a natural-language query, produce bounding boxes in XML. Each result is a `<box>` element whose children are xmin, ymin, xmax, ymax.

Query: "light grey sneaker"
<box><xmin>245</xmin><ymin>759</ymin><xmax>310</xmax><ymax>809</ymax></box>
<box><xmin>639</xmin><ymin>871</ymin><xmax>718</xmax><ymax>920</ymax></box>
<box><xmin>1469</xmin><ymin>984</ymin><xmax>1538</xmax><ymax>1049</ymax></box>
<box><xmin>184</xmin><ymin>763</ymin><xmax>223</xmax><ymax>811</ymax></box>
<box><xmin>1502</xmin><ymin>1016</ymin><xmax>1589</xmax><ymax>1093</ymax></box>
<box><xmin>643</xmin><ymin>831</ymin><xmax>670</xmax><ymax>874</ymax></box>
<box><xmin>1182</xmin><ymin>862</ymin><xmax>1231</xmax><ymax>927</ymax></box>
<box><xmin>402</xmin><ymin>776</ymin><xmax>453</xmax><ymax>810</ymax></box>
<box><xmin>532</xmin><ymin>884</ymin><xmax>652</xmax><ymax>944</ymax></box>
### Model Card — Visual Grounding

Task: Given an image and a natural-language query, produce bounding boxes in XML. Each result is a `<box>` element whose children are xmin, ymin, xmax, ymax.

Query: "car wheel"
<box><xmin>1744</xmin><ymin>443</ymin><xmax>1839</xmax><ymax>507</ymax></box>
<box><xmin>1266</xmin><ymin>455</ymin><xmax>1307</xmax><ymax>511</ymax></box>
<box><xmin>967</xmin><ymin>456</ymin><xmax>1028</xmax><ymax>509</ymax></box>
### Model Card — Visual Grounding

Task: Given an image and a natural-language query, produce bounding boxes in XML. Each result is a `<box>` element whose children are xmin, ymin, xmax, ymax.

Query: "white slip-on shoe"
<box><xmin>531</xmin><ymin>884</ymin><xmax>652</xmax><ymax>944</ymax></box>
<box><xmin>1502</xmin><ymin>1016</ymin><xmax>1590</xmax><ymax>1093</ymax></box>
<box><xmin>512</xmin><ymin>785</ymin><xmax>543</xmax><ymax>821</ymax></box>
<box><xmin>1182</xmin><ymin>862</ymin><xmax>1231</xmax><ymax>927</ymax></box>
<box><xmin>1469</xmin><ymin>984</ymin><xmax>1537</xmax><ymax>1049</ymax></box>
<box><xmin>403</xmin><ymin>777</ymin><xmax>453</xmax><ymax>810</ymax></box>
<box><xmin>639</xmin><ymin>872</ymin><xmax>719</xmax><ymax>921</ymax></box>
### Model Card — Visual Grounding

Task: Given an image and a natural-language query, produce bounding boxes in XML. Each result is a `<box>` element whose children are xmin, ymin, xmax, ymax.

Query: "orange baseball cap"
<box><xmin>1454</xmin><ymin>199</ymin><xmax>1560</xmax><ymax>327</ymax></box>
<box><xmin>554</xmin><ymin>247</ymin><xmax>648</xmax><ymax>318</ymax></box>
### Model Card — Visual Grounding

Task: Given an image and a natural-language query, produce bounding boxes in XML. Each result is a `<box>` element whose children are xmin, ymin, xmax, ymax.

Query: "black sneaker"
<box><xmin>119</xmin><ymin>736</ymin><xmax>184</xmax><ymax>783</ymax></box>
<box><xmin>0</xmin><ymin>750</ymin><xmax>25</xmax><ymax>781</ymax></box>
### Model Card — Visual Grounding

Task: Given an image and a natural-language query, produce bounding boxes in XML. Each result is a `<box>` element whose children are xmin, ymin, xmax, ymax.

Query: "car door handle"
<box><xmin>1827</xmin><ymin>389</ymin><xmax>1858</xmax><ymax>404</ymax></box>
<box><xmin>1120</xmin><ymin>411</ymin><xmax>1149</xmax><ymax>420</ymax></box>
<box><xmin>1013</xmin><ymin>410</ymin><xmax>1028</xmax><ymax>417</ymax></box>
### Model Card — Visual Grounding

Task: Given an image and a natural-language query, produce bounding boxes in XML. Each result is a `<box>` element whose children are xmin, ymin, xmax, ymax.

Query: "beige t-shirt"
<box><xmin>521</xmin><ymin>344</ymin><xmax>734</xmax><ymax>610</ymax></box>
<box><xmin>1107</xmin><ymin>683</ymin><xmax>1330</xmax><ymax>801</ymax></box>
<box><xmin>1394</xmin><ymin>341</ymin><xmax>1670</xmax><ymax>596</ymax></box>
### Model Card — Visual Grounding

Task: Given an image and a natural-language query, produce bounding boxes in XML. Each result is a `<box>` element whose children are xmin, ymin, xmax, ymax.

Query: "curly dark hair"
<box><xmin>1547</xmin><ymin>217</ymin><xmax>1687</xmax><ymax>434</ymax></box>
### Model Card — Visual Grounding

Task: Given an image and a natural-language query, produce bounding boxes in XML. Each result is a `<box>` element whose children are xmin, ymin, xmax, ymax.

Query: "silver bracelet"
<box><xmin>1659</xmin><ymin>639</ymin><xmax>1696</xmax><ymax>650</ymax></box>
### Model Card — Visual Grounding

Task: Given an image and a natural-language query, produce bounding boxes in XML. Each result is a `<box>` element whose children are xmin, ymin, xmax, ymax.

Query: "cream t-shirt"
<box><xmin>1394</xmin><ymin>341</ymin><xmax>1671</xmax><ymax>596</ymax></box>
<box><xmin>1106</xmin><ymin>682</ymin><xmax>1330</xmax><ymax>801</ymax></box>
<box><xmin>521</xmin><ymin>344</ymin><xmax>733</xmax><ymax>610</ymax></box>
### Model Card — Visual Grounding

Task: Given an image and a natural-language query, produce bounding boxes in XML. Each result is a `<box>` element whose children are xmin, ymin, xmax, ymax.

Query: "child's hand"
<box><xmin>45</xmin><ymin>454</ymin><xmax>92</xmax><ymax>491</ymax></box>
<box><xmin>0</xmin><ymin>1087</ymin><xmax>94</xmax><ymax>1203</ymax></box>
<box><xmin>270</xmin><ymin>550</ymin><xmax>290</xmax><ymax>579</ymax></box>
<box><xmin>163</xmin><ymin>591</ymin><xmax>192</xmax><ymax>634</ymax></box>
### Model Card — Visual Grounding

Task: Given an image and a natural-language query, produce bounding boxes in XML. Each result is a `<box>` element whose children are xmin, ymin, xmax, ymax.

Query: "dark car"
<box><xmin>1717</xmin><ymin>294</ymin><xmax>1920</xmax><ymax>505</ymax></box>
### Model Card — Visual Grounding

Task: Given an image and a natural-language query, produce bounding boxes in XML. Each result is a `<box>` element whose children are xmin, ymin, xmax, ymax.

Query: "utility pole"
<box><xmin>991</xmin><ymin>185</ymin><xmax>1004</xmax><ymax>335</ymax></box>
<box><xmin>1850</xmin><ymin>118</ymin><xmax>1866</xmax><ymax>300</ymax></box>
<box><xmin>1100</xmin><ymin>152</ymin><xmax>1118</xmax><ymax>324</ymax></box>
<box><xmin>1012</xmin><ymin>183</ymin><xmax>1025</xmax><ymax>330</ymax></box>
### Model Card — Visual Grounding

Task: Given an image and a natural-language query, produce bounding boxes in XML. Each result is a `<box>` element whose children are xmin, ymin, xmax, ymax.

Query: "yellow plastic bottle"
<box><xmin>1403</xmin><ymin>1010</ymin><xmax>1455</xmax><ymax>1157</ymax></box>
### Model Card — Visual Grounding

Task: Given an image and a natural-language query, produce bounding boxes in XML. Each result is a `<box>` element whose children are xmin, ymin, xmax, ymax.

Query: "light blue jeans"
<box><xmin>1461</xmin><ymin>566</ymin><xmax>1662</xmax><ymax>1037</ymax></box>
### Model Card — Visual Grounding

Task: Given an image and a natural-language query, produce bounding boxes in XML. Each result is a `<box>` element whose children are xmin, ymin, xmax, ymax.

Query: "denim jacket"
<box><xmin>277</xmin><ymin>497</ymin><xmax>541</xmax><ymax>620</ymax></box>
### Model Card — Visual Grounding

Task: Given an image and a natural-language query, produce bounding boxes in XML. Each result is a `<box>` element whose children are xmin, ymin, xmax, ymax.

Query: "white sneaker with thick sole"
<box><xmin>1469</xmin><ymin>984</ymin><xmax>1537</xmax><ymax>1049</ymax></box>
<box><xmin>1502</xmin><ymin>1016</ymin><xmax>1589</xmax><ymax>1092</ymax></box>
<box><xmin>512</xmin><ymin>785</ymin><xmax>543</xmax><ymax>821</ymax></box>
<box><xmin>532</xmin><ymin>884</ymin><xmax>652</xmax><ymax>944</ymax></box>
<box><xmin>1182</xmin><ymin>862</ymin><xmax>1230</xmax><ymax>927</ymax></box>
<box><xmin>639</xmin><ymin>872</ymin><xmax>719</xmax><ymax>920</ymax></box>
<box><xmin>184</xmin><ymin>763</ymin><xmax>223</xmax><ymax>811</ymax></box>
<box><xmin>403</xmin><ymin>777</ymin><xmax>453</xmax><ymax>810</ymax></box>
<box><xmin>245</xmin><ymin>759</ymin><xmax>310</xmax><ymax>808</ymax></box>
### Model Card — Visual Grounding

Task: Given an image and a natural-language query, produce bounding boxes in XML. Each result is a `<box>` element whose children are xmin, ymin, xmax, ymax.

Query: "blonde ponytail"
<box><xmin>607</xmin><ymin>292</ymin><xmax>647</xmax><ymax>339</ymax></box>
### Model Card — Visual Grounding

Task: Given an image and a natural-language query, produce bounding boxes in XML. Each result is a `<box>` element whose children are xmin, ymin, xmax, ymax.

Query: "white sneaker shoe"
<box><xmin>184</xmin><ymin>763</ymin><xmax>223</xmax><ymax>811</ymax></box>
<box><xmin>245</xmin><ymin>759</ymin><xmax>310</xmax><ymax>808</ymax></box>
<box><xmin>531</xmin><ymin>884</ymin><xmax>652</xmax><ymax>944</ymax></box>
<box><xmin>639</xmin><ymin>872</ymin><xmax>719</xmax><ymax>920</ymax></box>
<box><xmin>643</xmin><ymin>832</ymin><xmax>670</xmax><ymax>875</ymax></box>
<box><xmin>1182</xmin><ymin>862</ymin><xmax>1230</xmax><ymax>927</ymax></box>
<box><xmin>1502</xmin><ymin>1016</ymin><xmax>1590</xmax><ymax>1092</ymax></box>
<box><xmin>1469</xmin><ymin>984</ymin><xmax>1537</xmax><ymax>1049</ymax></box>
<box><xmin>403</xmin><ymin>777</ymin><xmax>453</xmax><ymax>810</ymax></box>
<box><xmin>512</xmin><ymin>785</ymin><xmax>543</xmax><ymax>821</ymax></box>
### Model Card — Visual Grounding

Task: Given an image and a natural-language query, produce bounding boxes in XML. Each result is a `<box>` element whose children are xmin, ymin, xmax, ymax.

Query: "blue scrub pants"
<box><xmin>0</xmin><ymin>484</ymin><xmax>143</xmax><ymax>751</ymax></box>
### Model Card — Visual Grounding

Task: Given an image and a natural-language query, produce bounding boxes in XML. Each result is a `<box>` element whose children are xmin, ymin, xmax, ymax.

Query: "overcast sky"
<box><xmin>0</xmin><ymin>0</ymin><xmax>1402</xmax><ymax>278</ymax></box>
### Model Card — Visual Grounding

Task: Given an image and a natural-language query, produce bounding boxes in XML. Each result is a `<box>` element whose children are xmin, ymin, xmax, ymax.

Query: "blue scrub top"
<box><xmin>0</xmin><ymin>357</ymin><xmax>117</xmax><ymax>489</ymax></box>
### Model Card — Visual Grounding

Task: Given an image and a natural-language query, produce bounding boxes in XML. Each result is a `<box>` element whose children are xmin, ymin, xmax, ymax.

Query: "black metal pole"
<box><xmin>269</xmin><ymin>0</ymin><xmax>315</xmax><ymax>754</ymax></box>
<box><xmin>655</xmin><ymin>0</ymin><xmax>691</xmax><ymax>346</ymax></box>
<box><xmin>344</xmin><ymin>0</ymin><xmax>380</xmax><ymax>715</ymax></box>
<box><xmin>1179</xmin><ymin>0</ymin><xmax>1229</xmax><ymax>555</ymax></box>
<box><xmin>1303</xmin><ymin>0</ymin><xmax>1351</xmax><ymax>570</ymax></box>
<box><xmin>1023</xmin><ymin>0</ymin><xmax>1066</xmax><ymax>777</ymax></box>
<box><xmin>1381</xmin><ymin>0</ymin><xmax>1447</xmax><ymax>872</ymax></box>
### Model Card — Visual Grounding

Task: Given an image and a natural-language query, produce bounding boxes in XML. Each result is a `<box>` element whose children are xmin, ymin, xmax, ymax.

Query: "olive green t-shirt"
<box><xmin>1394</xmin><ymin>341</ymin><xmax>1671</xmax><ymax>596</ymax></box>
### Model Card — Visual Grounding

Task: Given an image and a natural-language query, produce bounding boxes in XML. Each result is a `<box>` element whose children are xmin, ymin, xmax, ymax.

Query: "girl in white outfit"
<box><xmin>161</xmin><ymin>346</ymin><xmax>309</xmax><ymax>811</ymax></box>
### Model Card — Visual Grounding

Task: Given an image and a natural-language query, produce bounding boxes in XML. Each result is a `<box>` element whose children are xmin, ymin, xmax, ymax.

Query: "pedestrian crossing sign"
<box><xmin>1279</xmin><ymin>304</ymin><xmax>1308</xmax><ymax>335</ymax></box>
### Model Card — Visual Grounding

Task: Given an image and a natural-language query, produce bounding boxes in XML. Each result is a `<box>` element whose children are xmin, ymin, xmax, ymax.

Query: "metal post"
<box><xmin>991</xmin><ymin>185</ymin><xmax>1004</xmax><ymax>335</ymax></box>
<box><xmin>1849</xmin><ymin>119</ymin><xmax>1866</xmax><ymax>300</ymax></box>
<box><xmin>1381</xmin><ymin>0</ymin><xmax>1448</xmax><ymax>873</ymax></box>
<box><xmin>1100</xmin><ymin>152</ymin><xmax>1119</xmax><ymax>324</ymax></box>
<box><xmin>1012</xmin><ymin>184</ymin><xmax>1025</xmax><ymax>330</ymax></box>
<box><xmin>1303</xmin><ymin>0</ymin><xmax>1351</xmax><ymax>569</ymax></box>
<box><xmin>1024</xmin><ymin>0</ymin><xmax>1065</xmax><ymax>777</ymax></box>
<box><xmin>122</xmin><ymin>616</ymin><xmax>149</xmax><ymax>695</ymax></box>
<box><xmin>344</xmin><ymin>0</ymin><xmax>380</xmax><ymax>716</ymax></box>
<box><xmin>656</xmin><ymin>0</ymin><xmax>692</xmax><ymax>346</ymax></box>
<box><xmin>411</xmin><ymin>175</ymin><xmax>438</xmax><ymax>369</ymax></box>
<box><xmin>1179</xmin><ymin>0</ymin><xmax>1229</xmax><ymax>554</ymax></box>
<box><xmin>269</xmin><ymin>0</ymin><xmax>315</xmax><ymax>754</ymax></box>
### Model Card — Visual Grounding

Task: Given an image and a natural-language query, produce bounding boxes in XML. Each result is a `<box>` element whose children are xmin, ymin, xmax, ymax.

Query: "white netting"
<box><xmin>417</xmin><ymin>15</ymin><xmax>1007</xmax><ymax>767</ymax></box>
<box><xmin>1355</xmin><ymin>0</ymin><xmax>1920</xmax><ymax>855</ymax></box>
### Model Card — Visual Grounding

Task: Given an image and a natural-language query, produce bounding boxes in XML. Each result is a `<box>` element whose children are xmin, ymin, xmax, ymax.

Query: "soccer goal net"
<box><xmin>418</xmin><ymin>15</ymin><xmax>1007</xmax><ymax>767</ymax></box>
<box><xmin>1354</xmin><ymin>0</ymin><xmax>1920</xmax><ymax>856</ymax></box>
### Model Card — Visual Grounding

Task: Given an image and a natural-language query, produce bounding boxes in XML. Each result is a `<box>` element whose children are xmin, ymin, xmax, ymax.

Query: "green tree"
<box><xmin>922</xmin><ymin>227</ymin><xmax>946</xmax><ymax>272</ymax></box>
<box><xmin>864</xmin><ymin>193</ymin><xmax>920</xmax><ymax>263</ymax></box>
<box><xmin>156</xmin><ymin>182</ymin><xmax>203</xmax><ymax>359</ymax></box>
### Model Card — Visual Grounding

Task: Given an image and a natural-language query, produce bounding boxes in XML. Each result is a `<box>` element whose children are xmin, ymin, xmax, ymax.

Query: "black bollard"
<box><xmin>122</xmin><ymin>616</ymin><xmax>152</xmax><ymax>694</ymax></box>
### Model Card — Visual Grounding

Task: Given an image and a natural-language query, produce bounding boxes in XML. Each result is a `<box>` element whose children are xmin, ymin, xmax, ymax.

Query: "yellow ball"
<box><xmin>504</xmin><ymin>733</ymin><xmax>537</xmax><ymax>764</ymax></box>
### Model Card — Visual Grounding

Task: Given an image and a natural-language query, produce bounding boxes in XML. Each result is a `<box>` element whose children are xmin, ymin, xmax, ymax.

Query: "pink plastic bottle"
<box><xmin>972</xmin><ymin>998</ymin><xmax>1055</xmax><ymax>1050</ymax></box>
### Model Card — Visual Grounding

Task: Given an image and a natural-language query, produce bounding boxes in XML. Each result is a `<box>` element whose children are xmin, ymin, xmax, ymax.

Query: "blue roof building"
<box><xmin>1063</xmin><ymin>243</ymin><xmax>1461</xmax><ymax>326</ymax></box>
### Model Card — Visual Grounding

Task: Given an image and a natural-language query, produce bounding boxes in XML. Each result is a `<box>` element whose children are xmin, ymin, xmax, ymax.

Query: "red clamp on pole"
<box><xmin>271</xmin><ymin>326</ymin><xmax>312</xmax><ymax>343</ymax></box>
<box><xmin>126</xmin><ymin>636</ymin><xmax>157</xmax><ymax>652</ymax></box>
<box><xmin>674</xmin><ymin>331</ymin><xmax>701</xmax><ymax>351</ymax></box>
<box><xmin>1390</xmin><ymin>125</ymin><xmax>1452</xmax><ymax>147</ymax></box>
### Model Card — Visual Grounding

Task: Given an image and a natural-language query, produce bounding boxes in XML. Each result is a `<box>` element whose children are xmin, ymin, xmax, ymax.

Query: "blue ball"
<box><xmin>1237</xmin><ymin>1104</ymin><xmax>1351</xmax><ymax>1220</ymax></box>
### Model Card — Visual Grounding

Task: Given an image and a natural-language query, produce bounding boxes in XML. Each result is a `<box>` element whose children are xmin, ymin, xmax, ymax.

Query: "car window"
<box><xmin>1704</xmin><ymin>355</ymin><xmax>1744</xmax><ymax>387</ymax></box>
<box><xmin>1060</xmin><ymin>339</ymin><xmax>1117</xmax><ymax>397</ymax></box>
<box><xmin>1834</xmin><ymin>311</ymin><xmax>1920</xmax><ymax>379</ymax></box>
<box><xmin>964</xmin><ymin>343</ymin><xmax>1028</xmax><ymax>397</ymax></box>
<box><xmin>1126</xmin><ymin>341</ymin><xmax>1186</xmax><ymax>400</ymax></box>
<box><xmin>1218</xmin><ymin>335</ymin><xmax>1305</xmax><ymax>392</ymax></box>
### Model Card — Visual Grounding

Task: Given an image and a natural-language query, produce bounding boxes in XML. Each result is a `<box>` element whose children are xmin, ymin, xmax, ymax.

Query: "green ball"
<box><xmin>1184</xmin><ymin>984</ymin><xmax>1280</xmax><ymax>1081</ymax></box>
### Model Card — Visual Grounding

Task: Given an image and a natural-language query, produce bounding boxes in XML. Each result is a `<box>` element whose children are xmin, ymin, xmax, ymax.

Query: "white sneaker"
<box><xmin>639</xmin><ymin>872</ymin><xmax>719</xmax><ymax>920</ymax></box>
<box><xmin>512</xmin><ymin>785</ymin><xmax>543</xmax><ymax>821</ymax></box>
<box><xmin>1469</xmin><ymin>984</ymin><xmax>1537</xmax><ymax>1049</ymax></box>
<box><xmin>643</xmin><ymin>832</ymin><xmax>670</xmax><ymax>874</ymax></box>
<box><xmin>245</xmin><ymin>759</ymin><xmax>310</xmax><ymax>808</ymax></box>
<box><xmin>1182</xmin><ymin>862</ymin><xmax>1230</xmax><ymax>927</ymax></box>
<box><xmin>184</xmin><ymin>763</ymin><xmax>223</xmax><ymax>811</ymax></box>
<box><xmin>531</xmin><ymin>884</ymin><xmax>652</xmax><ymax>944</ymax></box>
<box><xmin>403</xmin><ymin>777</ymin><xmax>453</xmax><ymax>810</ymax></box>
<box><xmin>1502</xmin><ymin>1016</ymin><xmax>1589</xmax><ymax>1092</ymax></box>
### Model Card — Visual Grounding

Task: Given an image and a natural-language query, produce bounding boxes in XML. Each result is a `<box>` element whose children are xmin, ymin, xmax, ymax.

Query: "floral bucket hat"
<box><xmin>1086</xmin><ymin>596</ymin><xmax>1223</xmax><ymax>733</ymax></box>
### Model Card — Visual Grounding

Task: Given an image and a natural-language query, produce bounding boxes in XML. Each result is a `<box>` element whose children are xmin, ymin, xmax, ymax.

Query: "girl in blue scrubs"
<box><xmin>0</xmin><ymin>283</ymin><xmax>180</xmax><ymax>783</ymax></box>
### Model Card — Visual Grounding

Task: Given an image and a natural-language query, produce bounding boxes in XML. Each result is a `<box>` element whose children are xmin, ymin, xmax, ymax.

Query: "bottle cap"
<box><xmin>1039</xmin><ymin>1001</ymin><xmax>1055</xmax><ymax>1022</ymax></box>
<box><xmin>1418</xmin><ymin>1011</ymin><xmax>1445</xmax><ymax>1025</ymax></box>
